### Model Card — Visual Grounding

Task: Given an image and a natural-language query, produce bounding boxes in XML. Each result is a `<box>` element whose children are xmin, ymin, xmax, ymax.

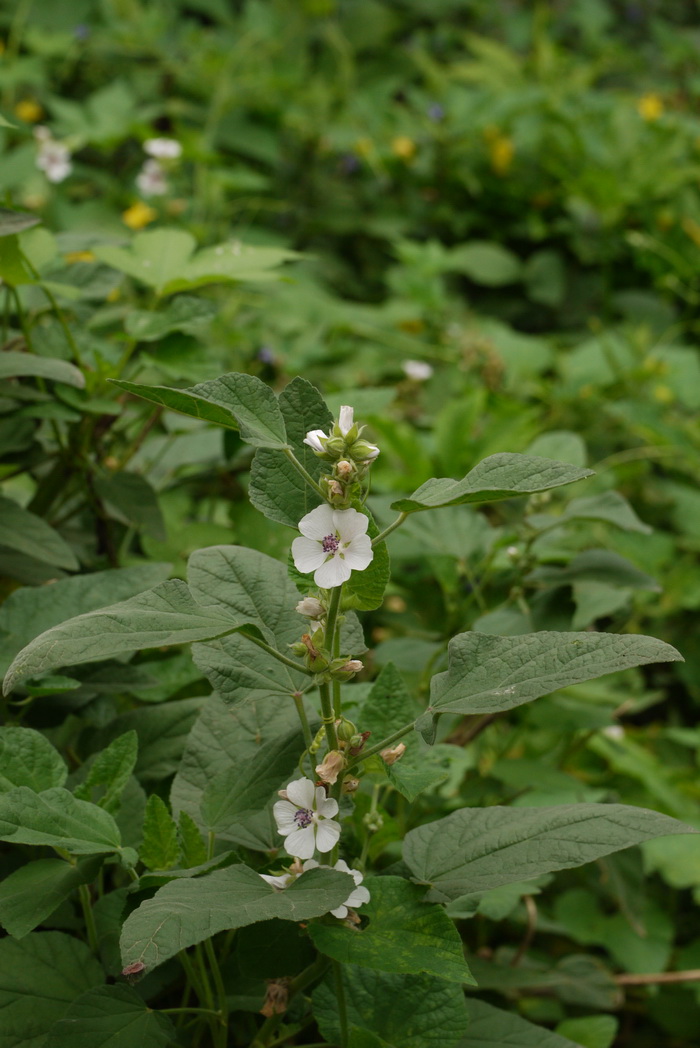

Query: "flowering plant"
<box><xmin>0</xmin><ymin>372</ymin><xmax>691</xmax><ymax>1048</ymax></box>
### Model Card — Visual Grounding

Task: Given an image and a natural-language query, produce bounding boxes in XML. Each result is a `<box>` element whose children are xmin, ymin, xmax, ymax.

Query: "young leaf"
<box><xmin>120</xmin><ymin>864</ymin><xmax>355</xmax><ymax>970</ymax></box>
<box><xmin>249</xmin><ymin>376</ymin><xmax>331</xmax><ymax>527</ymax></box>
<box><xmin>390</xmin><ymin>454</ymin><xmax>593</xmax><ymax>514</ymax></box>
<box><xmin>3</xmin><ymin>579</ymin><xmax>247</xmax><ymax>694</ymax></box>
<box><xmin>459</xmin><ymin>999</ymin><xmax>584</xmax><ymax>1047</ymax></box>
<box><xmin>112</xmin><ymin>372</ymin><xmax>289</xmax><ymax>449</ymax></box>
<box><xmin>74</xmin><ymin>731</ymin><xmax>138</xmax><ymax>812</ymax></box>
<box><xmin>139</xmin><ymin>795</ymin><xmax>180</xmax><ymax>871</ymax></box>
<box><xmin>403</xmin><ymin>804</ymin><xmax>697</xmax><ymax>901</ymax></box>
<box><xmin>178</xmin><ymin>810</ymin><xmax>207</xmax><ymax>868</ymax></box>
<box><xmin>0</xmin><ymin>856</ymin><xmax>103</xmax><ymax>940</ymax></box>
<box><xmin>0</xmin><ymin>932</ymin><xmax>104</xmax><ymax>1048</ymax></box>
<box><xmin>0</xmin><ymin>787</ymin><xmax>123</xmax><ymax>855</ymax></box>
<box><xmin>309</xmin><ymin>876</ymin><xmax>474</xmax><ymax>984</ymax></box>
<box><xmin>313</xmin><ymin>967</ymin><xmax>468</xmax><ymax>1048</ymax></box>
<box><xmin>45</xmin><ymin>984</ymin><xmax>176</xmax><ymax>1048</ymax></box>
<box><xmin>0</xmin><ymin>496</ymin><xmax>79</xmax><ymax>571</ymax></box>
<box><xmin>0</xmin><ymin>727</ymin><xmax>67</xmax><ymax>793</ymax></box>
<box><xmin>416</xmin><ymin>631</ymin><xmax>682</xmax><ymax>743</ymax></box>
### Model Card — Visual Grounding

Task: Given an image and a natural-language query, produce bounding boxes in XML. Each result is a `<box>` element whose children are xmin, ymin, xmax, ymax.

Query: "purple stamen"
<box><xmin>322</xmin><ymin>534</ymin><xmax>340</xmax><ymax>553</ymax></box>
<box><xmin>294</xmin><ymin>808</ymin><xmax>313</xmax><ymax>828</ymax></box>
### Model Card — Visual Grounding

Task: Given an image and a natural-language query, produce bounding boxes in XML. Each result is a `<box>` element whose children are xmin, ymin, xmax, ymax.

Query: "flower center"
<box><xmin>322</xmin><ymin>534</ymin><xmax>340</xmax><ymax>553</ymax></box>
<box><xmin>294</xmin><ymin>808</ymin><xmax>314</xmax><ymax>828</ymax></box>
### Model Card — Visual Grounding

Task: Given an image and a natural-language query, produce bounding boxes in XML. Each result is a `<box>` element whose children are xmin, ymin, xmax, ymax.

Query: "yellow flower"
<box><xmin>487</xmin><ymin>132</ymin><xmax>515</xmax><ymax>176</ymax></box>
<box><xmin>122</xmin><ymin>201</ymin><xmax>157</xmax><ymax>230</ymax></box>
<box><xmin>14</xmin><ymin>99</ymin><xmax>43</xmax><ymax>123</ymax></box>
<box><xmin>391</xmin><ymin>136</ymin><xmax>416</xmax><ymax>161</ymax></box>
<box><xmin>63</xmin><ymin>250</ymin><xmax>95</xmax><ymax>264</ymax></box>
<box><xmin>638</xmin><ymin>94</ymin><xmax>664</xmax><ymax>121</ymax></box>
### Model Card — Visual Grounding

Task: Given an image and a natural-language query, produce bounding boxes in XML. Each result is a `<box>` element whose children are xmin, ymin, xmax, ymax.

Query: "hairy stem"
<box><xmin>283</xmin><ymin>448</ymin><xmax>326</xmax><ymax>499</ymax></box>
<box><xmin>346</xmin><ymin>721</ymin><xmax>416</xmax><ymax>770</ymax></box>
<box><xmin>242</xmin><ymin>631</ymin><xmax>313</xmax><ymax>675</ymax></box>
<box><xmin>372</xmin><ymin>511</ymin><xmax>408</xmax><ymax>546</ymax></box>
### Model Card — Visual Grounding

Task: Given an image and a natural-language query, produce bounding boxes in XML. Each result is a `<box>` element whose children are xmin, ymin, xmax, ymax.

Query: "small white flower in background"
<box><xmin>34</xmin><ymin>127</ymin><xmax>72</xmax><ymax>183</ymax></box>
<box><xmin>402</xmin><ymin>359</ymin><xmax>433</xmax><ymax>381</ymax></box>
<box><xmin>136</xmin><ymin>158</ymin><xmax>168</xmax><ymax>197</ymax></box>
<box><xmin>292</xmin><ymin>504</ymin><xmax>373</xmax><ymax>588</ymax></box>
<box><xmin>602</xmin><ymin>724</ymin><xmax>625</xmax><ymax>741</ymax></box>
<box><xmin>144</xmin><ymin>137</ymin><xmax>182</xmax><ymax>159</ymax></box>
<box><xmin>303</xmin><ymin>858</ymin><xmax>370</xmax><ymax>918</ymax></box>
<box><xmin>273</xmin><ymin>777</ymin><xmax>340</xmax><ymax>859</ymax></box>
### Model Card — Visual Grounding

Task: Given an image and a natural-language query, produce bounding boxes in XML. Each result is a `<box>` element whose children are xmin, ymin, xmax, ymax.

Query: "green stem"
<box><xmin>333</xmin><ymin>960</ymin><xmax>349</xmax><ymax>1048</ymax></box>
<box><xmin>204</xmin><ymin>937</ymin><xmax>229</xmax><ymax>1043</ymax></box>
<box><xmin>346</xmin><ymin>721</ymin><xmax>416</xmax><ymax>771</ymax></box>
<box><xmin>293</xmin><ymin>692</ymin><xmax>314</xmax><ymax>750</ymax></box>
<box><xmin>161</xmin><ymin>1007</ymin><xmax>222</xmax><ymax>1018</ymax></box>
<box><xmin>283</xmin><ymin>448</ymin><xmax>326</xmax><ymax>500</ymax></box>
<box><xmin>318</xmin><ymin>681</ymin><xmax>339</xmax><ymax>752</ymax></box>
<box><xmin>78</xmin><ymin>883</ymin><xmax>99</xmax><ymax>954</ymax></box>
<box><xmin>372</xmin><ymin>512</ymin><xmax>408</xmax><ymax>546</ymax></box>
<box><xmin>324</xmin><ymin>585</ymin><xmax>343</xmax><ymax>652</ymax></box>
<box><xmin>242</xmin><ymin>632</ymin><xmax>313</xmax><ymax>675</ymax></box>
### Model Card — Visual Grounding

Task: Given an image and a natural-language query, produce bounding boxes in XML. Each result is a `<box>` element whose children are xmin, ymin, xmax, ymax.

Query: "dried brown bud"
<box><xmin>315</xmin><ymin>749</ymin><xmax>346</xmax><ymax>785</ymax></box>
<box><xmin>342</xmin><ymin>776</ymin><xmax>360</xmax><ymax>793</ymax></box>
<box><xmin>380</xmin><ymin>742</ymin><xmax>407</xmax><ymax>766</ymax></box>
<box><xmin>260</xmin><ymin>978</ymin><xmax>291</xmax><ymax>1017</ymax></box>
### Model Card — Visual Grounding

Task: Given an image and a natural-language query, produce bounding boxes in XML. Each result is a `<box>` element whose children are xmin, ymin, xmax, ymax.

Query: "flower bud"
<box><xmin>303</xmin><ymin>429</ymin><xmax>328</xmax><ymax>454</ymax></box>
<box><xmin>336</xmin><ymin>717</ymin><xmax>357</xmax><ymax>742</ymax></box>
<box><xmin>362</xmin><ymin>811</ymin><xmax>384</xmax><ymax>833</ymax></box>
<box><xmin>348</xmin><ymin>730</ymin><xmax>371</xmax><ymax>756</ymax></box>
<box><xmin>335</xmin><ymin>459</ymin><xmax>355</xmax><ymax>480</ymax></box>
<box><xmin>315</xmin><ymin>750</ymin><xmax>346</xmax><ymax>785</ymax></box>
<box><xmin>324</xmin><ymin>436</ymin><xmax>346</xmax><ymax>457</ymax></box>
<box><xmin>289</xmin><ymin>641</ymin><xmax>307</xmax><ymax>656</ymax></box>
<box><xmin>330</xmin><ymin>658</ymin><xmax>363</xmax><ymax>682</ymax></box>
<box><xmin>380</xmin><ymin>742</ymin><xmax>407</xmax><ymax>765</ymax></box>
<box><xmin>342</xmin><ymin>776</ymin><xmax>360</xmax><ymax>793</ymax></box>
<box><xmin>296</xmin><ymin>596</ymin><xmax>326</xmax><ymax>619</ymax></box>
<box><xmin>301</xmin><ymin>633</ymin><xmax>330</xmax><ymax>673</ymax></box>
<box><xmin>348</xmin><ymin>438</ymin><xmax>380</xmax><ymax>462</ymax></box>
<box><xmin>338</xmin><ymin>405</ymin><xmax>355</xmax><ymax>436</ymax></box>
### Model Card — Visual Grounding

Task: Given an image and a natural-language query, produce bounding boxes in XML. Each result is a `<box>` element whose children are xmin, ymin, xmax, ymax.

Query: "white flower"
<box><xmin>338</xmin><ymin>405</ymin><xmax>354</xmax><ymax>436</ymax></box>
<box><xmin>35</xmin><ymin>130</ymin><xmax>72</xmax><ymax>183</ymax></box>
<box><xmin>303</xmin><ymin>858</ymin><xmax>370</xmax><ymax>918</ymax></box>
<box><xmin>144</xmin><ymin>137</ymin><xmax>182</xmax><ymax>159</ymax></box>
<box><xmin>402</xmin><ymin>359</ymin><xmax>433</xmax><ymax>381</ymax></box>
<box><xmin>303</xmin><ymin>429</ymin><xmax>328</xmax><ymax>453</ymax></box>
<box><xmin>296</xmin><ymin>596</ymin><xmax>325</xmax><ymax>619</ymax></box>
<box><xmin>136</xmin><ymin>159</ymin><xmax>168</xmax><ymax>197</ymax></box>
<box><xmin>273</xmin><ymin>777</ymin><xmax>340</xmax><ymax>859</ymax></box>
<box><xmin>292</xmin><ymin>505</ymin><xmax>373</xmax><ymax>588</ymax></box>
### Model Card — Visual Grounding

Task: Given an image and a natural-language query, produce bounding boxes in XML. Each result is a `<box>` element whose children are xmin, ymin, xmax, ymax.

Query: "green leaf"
<box><xmin>0</xmin><ymin>727</ymin><xmax>67</xmax><ymax>792</ymax></box>
<box><xmin>343</xmin><ymin>508</ymin><xmax>391</xmax><ymax>612</ymax></box>
<box><xmin>0</xmin><ymin>856</ymin><xmax>102</xmax><ymax>939</ymax></box>
<box><xmin>403</xmin><ymin>803</ymin><xmax>696</xmax><ymax>901</ymax></box>
<box><xmin>120</xmin><ymin>864</ymin><xmax>355</xmax><ymax>970</ymax></box>
<box><xmin>93</xmin><ymin>473</ymin><xmax>165</xmax><ymax>540</ymax></box>
<box><xmin>417</xmin><ymin>631</ymin><xmax>682</xmax><ymax>743</ymax></box>
<box><xmin>3</xmin><ymin>580</ymin><xmax>247</xmax><ymax>694</ymax></box>
<box><xmin>0</xmin><ymin>563</ymin><xmax>171</xmax><ymax>681</ymax></box>
<box><xmin>0</xmin><ymin>787</ymin><xmax>124</xmax><ymax>855</ymax></box>
<box><xmin>160</xmin><ymin>241</ymin><xmax>298</xmax><ymax>295</ymax></box>
<box><xmin>0</xmin><ymin>496</ymin><xmax>79</xmax><ymax>571</ymax></box>
<box><xmin>123</xmin><ymin>295</ymin><xmax>217</xmax><ymax>341</ymax></box>
<box><xmin>0</xmin><ymin>208</ymin><xmax>41</xmax><ymax>237</ymax></box>
<box><xmin>527</xmin><ymin>550</ymin><xmax>659</xmax><ymax>591</ymax></box>
<box><xmin>555</xmin><ymin>1015</ymin><xmax>618</xmax><ymax>1048</ymax></box>
<box><xmin>309</xmin><ymin>876</ymin><xmax>474</xmax><ymax>984</ymax></box>
<box><xmin>74</xmin><ymin>732</ymin><xmax>138</xmax><ymax>813</ymax></box>
<box><xmin>139</xmin><ymin>795</ymin><xmax>180</xmax><ymax>871</ymax></box>
<box><xmin>391</xmin><ymin>454</ymin><xmax>593</xmax><ymax>514</ymax></box>
<box><xmin>313</xmin><ymin>967</ymin><xmax>469</xmax><ymax>1048</ymax></box>
<box><xmin>458</xmin><ymin>999</ymin><xmax>583</xmax><ymax>1048</ymax></box>
<box><xmin>0</xmin><ymin>351</ymin><xmax>85</xmax><ymax>388</ymax></box>
<box><xmin>87</xmin><ymin>697</ymin><xmax>204</xmax><ymax>783</ymax></box>
<box><xmin>94</xmin><ymin>230</ymin><xmax>198</xmax><ymax>294</ymax></box>
<box><xmin>249</xmin><ymin>376</ymin><xmax>330</xmax><ymax>527</ymax></box>
<box><xmin>528</xmin><ymin>491</ymin><xmax>651</xmax><ymax>535</ymax></box>
<box><xmin>112</xmin><ymin>372</ymin><xmax>289</xmax><ymax>448</ymax></box>
<box><xmin>45</xmin><ymin>984</ymin><xmax>176</xmax><ymax>1048</ymax></box>
<box><xmin>0</xmin><ymin>234</ymin><xmax>34</xmax><ymax>285</ymax></box>
<box><xmin>360</xmin><ymin>665</ymin><xmax>446</xmax><ymax>801</ymax></box>
<box><xmin>178</xmin><ymin>810</ymin><xmax>207</xmax><ymax>868</ymax></box>
<box><xmin>449</xmin><ymin>241</ymin><xmax>522</xmax><ymax>286</ymax></box>
<box><xmin>0</xmin><ymin>932</ymin><xmax>104</xmax><ymax>1048</ymax></box>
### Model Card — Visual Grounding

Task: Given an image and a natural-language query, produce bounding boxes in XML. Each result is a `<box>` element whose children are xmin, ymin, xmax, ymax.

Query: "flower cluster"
<box><xmin>135</xmin><ymin>137</ymin><xmax>182</xmax><ymax>198</ymax></box>
<box><xmin>261</xmin><ymin>857</ymin><xmax>369</xmax><ymax>920</ymax></box>
<box><xmin>304</xmin><ymin>405</ymin><xmax>379</xmax><ymax>465</ymax></box>
<box><xmin>34</xmin><ymin>127</ymin><xmax>72</xmax><ymax>183</ymax></box>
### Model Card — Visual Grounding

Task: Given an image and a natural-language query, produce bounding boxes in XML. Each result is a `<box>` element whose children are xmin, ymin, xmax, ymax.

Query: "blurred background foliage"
<box><xmin>2</xmin><ymin>1</ymin><xmax>700</xmax><ymax>1045</ymax></box>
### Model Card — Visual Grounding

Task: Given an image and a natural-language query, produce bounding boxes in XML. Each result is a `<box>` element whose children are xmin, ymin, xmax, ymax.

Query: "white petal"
<box><xmin>259</xmin><ymin>873</ymin><xmax>292</xmax><ymax>889</ymax></box>
<box><xmin>273</xmin><ymin>800</ymin><xmax>298</xmax><ymax>833</ymax></box>
<box><xmin>301</xmin><ymin>859</ymin><xmax>321</xmax><ymax>872</ymax></box>
<box><xmin>285</xmin><ymin>778</ymin><xmax>316</xmax><ymax>809</ymax></box>
<box><xmin>292</xmin><ymin>536</ymin><xmax>327</xmax><ymax>573</ymax></box>
<box><xmin>342</xmin><ymin>536</ymin><xmax>373</xmax><ymax>571</ymax></box>
<box><xmin>330</xmin><ymin>904</ymin><xmax>349</xmax><ymax>919</ymax></box>
<box><xmin>333</xmin><ymin>508</ymin><xmax>369</xmax><ymax>541</ymax></box>
<box><xmin>303</xmin><ymin>429</ymin><xmax>328</xmax><ymax>453</ymax></box>
<box><xmin>298</xmin><ymin>504</ymin><xmax>336</xmax><ymax>540</ymax></box>
<box><xmin>339</xmin><ymin>405</ymin><xmax>354</xmax><ymax>436</ymax></box>
<box><xmin>316</xmin><ymin>792</ymin><xmax>339</xmax><ymax>818</ymax></box>
<box><xmin>347</xmin><ymin>885</ymin><xmax>370</xmax><ymax>908</ymax></box>
<box><xmin>315</xmin><ymin>555</ymin><xmax>351</xmax><ymax>588</ymax></box>
<box><xmin>283</xmin><ymin>826</ymin><xmax>316</xmax><ymax>859</ymax></box>
<box><xmin>315</xmin><ymin>818</ymin><xmax>341</xmax><ymax>854</ymax></box>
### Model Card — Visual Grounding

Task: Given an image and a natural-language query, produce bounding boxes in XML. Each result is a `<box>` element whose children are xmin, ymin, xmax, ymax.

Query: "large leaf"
<box><xmin>249</xmin><ymin>376</ymin><xmax>330</xmax><ymax>527</ymax></box>
<box><xmin>0</xmin><ymin>728</ymin><xmax>67</xmax><ymax>793</ymax></box>
<box><xmin>45</xmin><ymin>984</ymin><xmax>175</xmax><ymax>1048</ymax></box>
<box><xmin>0</xmin><ymin>351</ymin><xmax>84</xmax><ymax>388</ymax></box>
<box><xmin>0</xmin><ymin>857</ymin><xmax>103</xmax><ymax>940</ymax></box>
<box><xmin>416</xmin><ymin>631</ymin><xmax>682</xmax><ymax>743</ymax></box>
<box><xmin>0</xmin><ymin>497</ymin><xmax>79</xmax><ymax>570</ymax></box>
<box><xmin>403</xmin><ymin>804</ymin><xmax>696</xmax><ymax>901</ymax></box>
<box><xmin>93</xmin><ymin>473</ymin><xmax>165</xmax><ymax>540</ymax></box>
<box><xmin>120</xmin><ymin>864</ymin><xmax>355</xmax><ymax>970</ymax></box>
<box><xmin>313</xmin><ymin>967</ymin><xmax>468</xmax><ymax>1048</ymax></box>
<box><xmin>112</xmin><ymin>372</ymin><xmax>289</xmax><ymax>448</ymax></box>
<box><xmin>527</xmin><ymin>491</ymin><xmax>652</xmax><ymax>535</ymax></box>
<box><xmin>0</xmin><ymin>932</ymin><xmax>104</xmax><ymax>1048</ymax></box>
<box><xmin>457</xmin><ymin>999</ymin><xmax>583</xmax><ymax>1048</ymax></box>
<box><xmin>0</xmin><ymin>787</ymin><xmax>123</xmax><ymax>855</ymax></box>
<box><xmin>74</xmin><ymin>731</ymin><xmax>138</xmax><ymax>813</ymax></box>
<box><xmin>3</xmin><ymin>580</ymin><xmax>247</xmax><ymax>694</ymax></box>
<box><xmin>0</xmin><ymin>208</ymin><xmax>41</xmax><ymax>237</ymax></box>
<box><xmin>0</xmin><ymin>563</ymin><xmax>170</xmax><ymax>680</ymax></box>
<box><xmin>390</xmin><ymin>454</ymin><xmax>593</xmax><ymax>514</ymax></box>
<box><xmin>309</xmin><ymin>876</ymin><xmax>474</xmax><ymax>984</ymax></box>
